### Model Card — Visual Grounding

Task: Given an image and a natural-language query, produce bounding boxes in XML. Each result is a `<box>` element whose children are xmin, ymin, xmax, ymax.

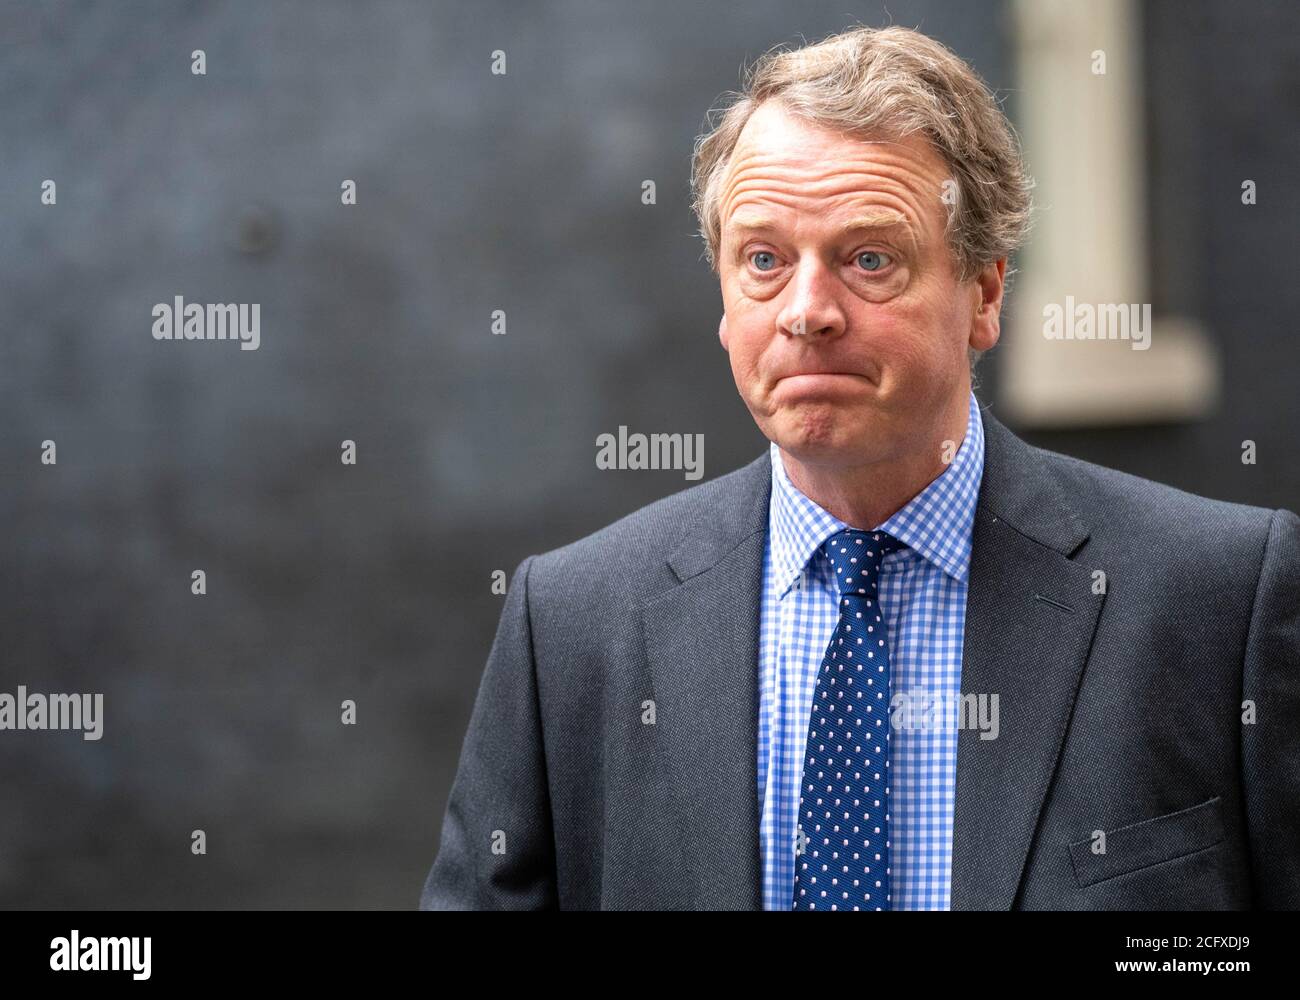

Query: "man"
<box><xmin>419</xmin><ymin>26</ymin><xmax>1300</xmax><ymax>910</ymax></box>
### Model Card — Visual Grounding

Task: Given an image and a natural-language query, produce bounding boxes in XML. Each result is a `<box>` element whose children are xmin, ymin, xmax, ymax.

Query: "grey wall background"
<box><xmin>0</xmin><ymin>0</ymin><xmax>1294</xmax><ymax>908</ymax></box>
<box><xmin>1007</xmin><ymin>0</ymin><xmax>1300</xmax><ymax>504</ymax></box>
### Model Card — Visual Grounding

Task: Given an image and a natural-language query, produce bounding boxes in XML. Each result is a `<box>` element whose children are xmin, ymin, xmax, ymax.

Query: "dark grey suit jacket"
<box><xmin>419</xmin><ymin>406</ymin><xmax>1300</xmax><ymax>909</ymax></box>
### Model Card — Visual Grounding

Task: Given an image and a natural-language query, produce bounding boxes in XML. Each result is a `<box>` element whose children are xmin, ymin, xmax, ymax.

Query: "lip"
<box><xmin>776</xmin><ymin>372</ymin><xmax>869</xmax><ymax>384</ymax></box>
<box><xmin>779</xmin><ymin>371</ymin><xmax>863</xmax><ymax>378</ymax></box>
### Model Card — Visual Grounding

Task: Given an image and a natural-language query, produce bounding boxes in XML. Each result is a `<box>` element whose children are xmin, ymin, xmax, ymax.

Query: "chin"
<box><xmin>772</xmin><ymin>411</ymin><xmax>874</xmax><ymax>463</ymax></box>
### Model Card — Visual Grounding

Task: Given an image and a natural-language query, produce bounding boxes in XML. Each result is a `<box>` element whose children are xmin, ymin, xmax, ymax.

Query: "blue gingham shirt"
<box><xmin>758</xmin><ymin>391</ymin><xmax>985</xmax><ymax>910</ymax></box>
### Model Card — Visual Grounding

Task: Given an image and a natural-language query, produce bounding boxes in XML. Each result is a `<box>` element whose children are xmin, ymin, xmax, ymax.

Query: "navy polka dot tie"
<box><xmin>792</xmin><ymin>529</ymin><xmax>904</xmax><ymax>911</ymax></box>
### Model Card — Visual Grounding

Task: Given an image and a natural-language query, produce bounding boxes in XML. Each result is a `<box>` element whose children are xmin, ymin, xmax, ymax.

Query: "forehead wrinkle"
<box><xmin>722</xmin><ymin>178</ymin><xmax>931</xmax><ymax>249</ymax></box>
<box><xmin>719</xmin><ymin>121</ymin><xmax>948</xmax><ymax>210</ymax></box>
<box><xmin>724</xmin><ymin>140</ymin><xmax>942</xmax><ymax>185</ymax></box>
<box><xmin>720</xmin><ymin>155</ymin><xmax>943</xmax><ymax>237</ymax></box>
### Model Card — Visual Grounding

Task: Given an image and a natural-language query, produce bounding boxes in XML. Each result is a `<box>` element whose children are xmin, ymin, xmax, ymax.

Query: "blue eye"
<box><xmin>750</xmin><ymin>251</ymin><xmax>777</xmax><ymax>272</ymax></box>
<box><xmin>857</xmin><ymin>250</ymin><xmax>891</xmax><ymax>271</ymax></box>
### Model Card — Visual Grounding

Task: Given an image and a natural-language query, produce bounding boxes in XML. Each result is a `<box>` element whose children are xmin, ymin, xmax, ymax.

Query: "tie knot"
<box><xmin>822</xmin><ymin>529</ymin><xmax>903</xmax><ymax>597</ymax></box>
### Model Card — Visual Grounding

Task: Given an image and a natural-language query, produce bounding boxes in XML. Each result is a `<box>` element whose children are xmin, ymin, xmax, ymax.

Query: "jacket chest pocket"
<box><xmin>1069</xmin><ymin>796</ymin><xmax>1226</xmax><ymax>888</ymax></box>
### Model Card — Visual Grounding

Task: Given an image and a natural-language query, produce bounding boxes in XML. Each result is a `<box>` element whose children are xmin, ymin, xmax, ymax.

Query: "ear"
<box><xmin>970</xmin><ymin>258</ymin><xmax>1007</xmax><ymax>352</ymax></box>
<box><xmin>718</xmin><ymin>312</ymin><xmax>729</xmax><ymax>351</ymax></box>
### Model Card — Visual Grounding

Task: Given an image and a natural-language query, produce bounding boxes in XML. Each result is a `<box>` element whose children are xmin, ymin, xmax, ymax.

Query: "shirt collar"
<box><xmin>767</xmin><ymin>390</ymin><xmax>985</xmax><ymax>598</ymax></box>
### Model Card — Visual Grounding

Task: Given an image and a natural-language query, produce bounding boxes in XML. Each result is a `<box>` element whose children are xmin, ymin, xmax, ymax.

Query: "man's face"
<box><xmin>717</xmin><ymin>101</ymin><xmax>998</xmax><ymax>468</ymax></box>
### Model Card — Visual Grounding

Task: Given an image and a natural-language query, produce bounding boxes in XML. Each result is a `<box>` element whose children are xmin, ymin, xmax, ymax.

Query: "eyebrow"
<box><xmin>727</xmin><ymin>211</ymin><xmax>918</xmax><ymax>246</ymax></box>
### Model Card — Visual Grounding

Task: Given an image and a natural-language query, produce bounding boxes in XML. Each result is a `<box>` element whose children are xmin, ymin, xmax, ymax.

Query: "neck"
<box><xmin>779</xmin><ymin>391</ymin><xmax>970</xmax><ymax>530</ymax></box>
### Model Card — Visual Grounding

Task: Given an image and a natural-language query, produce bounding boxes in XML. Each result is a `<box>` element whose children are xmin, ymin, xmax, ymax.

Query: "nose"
<box><xmin>776</xmin><ymin>256</ymin><xmax>846</xmax><ymax>340</ymax></box>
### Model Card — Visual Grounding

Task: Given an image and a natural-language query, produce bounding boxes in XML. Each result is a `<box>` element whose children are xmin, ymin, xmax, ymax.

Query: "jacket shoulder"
<box><xmin>526</xmin><ymin>451</ymin><xmax>770</xmax><ymax>599</ymax></box>
<box><xmin>1028</xmin><ymin>437</ymin><xmax>1282</xmax><ymax>545</ymax></box>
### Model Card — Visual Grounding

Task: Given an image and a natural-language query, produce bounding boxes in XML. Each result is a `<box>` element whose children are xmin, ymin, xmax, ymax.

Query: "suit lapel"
<box><xmin>637</xmin><ymin>405</ymin><xmax>1107</xmax><ymax>911</ymax></box>
<box><xmin>950</xmin><ymin>407</ymin><xmax>1106</xmax><ymax>909</ymax></box>
<box><xmin>641</xmin><ymin>452</ymin><xmax>771</xmax><ymax>910</ymax></box>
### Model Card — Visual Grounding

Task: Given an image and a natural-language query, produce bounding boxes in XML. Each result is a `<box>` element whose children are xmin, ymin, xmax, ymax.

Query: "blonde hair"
<box><xmin>690</xmin><ymin>25</ymin><xmax>1032</xmax><ymax>283</ymax></box>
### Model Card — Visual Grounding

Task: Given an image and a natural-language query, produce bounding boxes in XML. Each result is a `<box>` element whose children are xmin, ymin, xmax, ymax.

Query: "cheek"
<box><xmin>896</xmin><ymin>283</ymin><xmax>965</xmax><ymax>348</ymax></box>
<box><xmin>720</xmin><ymin>297</ymin><xmax>770</xmax><ymax>379</ymax></box>
<box><xmin>729</xmin><ymin>328</ymin><xmax>767</xmax><ymax>385</ymax></box>
<box><xmin>859</xmin><ymin>297</ymin><xmax>960</xmax><ymax>384</ymax></box>
<box><xmin>858</xmin><ymin>299</ymin><xmax>928</xmax><ymax>357</ymax></box>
